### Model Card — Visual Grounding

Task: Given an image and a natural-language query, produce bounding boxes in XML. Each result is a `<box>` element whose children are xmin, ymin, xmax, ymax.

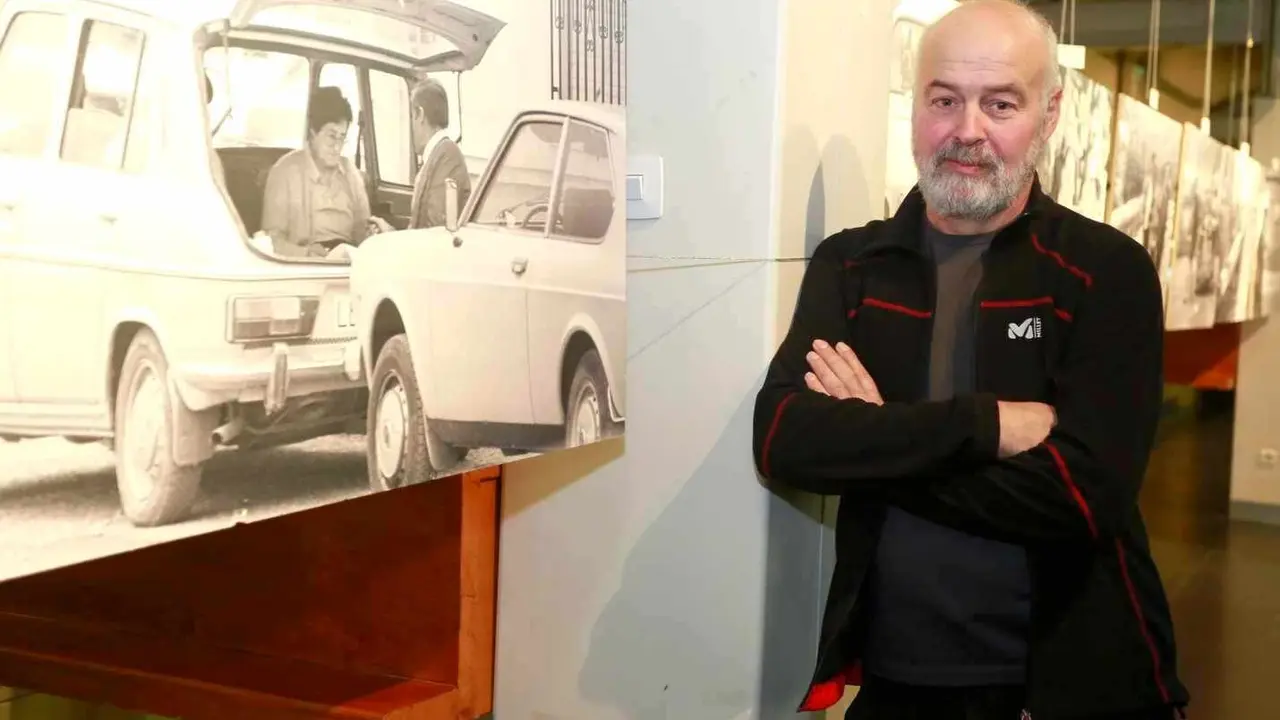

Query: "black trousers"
<box><xmin>845</xmin><ymin>675</ymin><xmax>1181</xmax><ymax>720</ymax></box>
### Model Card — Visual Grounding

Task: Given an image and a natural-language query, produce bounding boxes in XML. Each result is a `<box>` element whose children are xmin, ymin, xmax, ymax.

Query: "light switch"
<box><xmin>626</xmin><ymin>155</ymin><xmax>663</xmax><ymax>220</ymax></box>
<box><xmin>625</xmin><ymin>174</ymin><xmax>644</xmax><ymax>201</ymax></box>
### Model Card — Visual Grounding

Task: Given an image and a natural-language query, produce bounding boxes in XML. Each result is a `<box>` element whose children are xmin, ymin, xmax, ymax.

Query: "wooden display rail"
<box><xmin>1163</xmin><ymin>323</ymin><xmax>1242</xmax><ymax>390</ymax></box>
<box><xmin>0</xmin><ymin>466</ymin><xmax>501</xmax><ymax>720</ymax></box>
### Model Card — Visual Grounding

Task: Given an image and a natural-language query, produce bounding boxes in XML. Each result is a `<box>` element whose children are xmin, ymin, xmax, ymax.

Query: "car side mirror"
<box><xmin>445</xmin><ymin>178</ymin><xmax>459</xmax><ymax>234</ymax></box>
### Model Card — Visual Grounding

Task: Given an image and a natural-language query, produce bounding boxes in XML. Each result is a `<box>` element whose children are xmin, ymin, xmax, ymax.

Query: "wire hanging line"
<box><xmin>626</xmin><ymin>254</ymin><xmax>812</xmax><ymax>273</ymax></box>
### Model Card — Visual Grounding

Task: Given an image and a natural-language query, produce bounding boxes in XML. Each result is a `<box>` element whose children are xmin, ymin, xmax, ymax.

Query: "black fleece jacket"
<box><xmin>753</xmin><ymin>181</ymin><xmax>1188</xmax><ymax>719</ymax></box>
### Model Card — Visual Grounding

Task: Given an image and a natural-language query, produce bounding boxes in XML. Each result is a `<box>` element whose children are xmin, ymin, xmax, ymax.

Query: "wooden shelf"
<box><xmin>0</xmin><ymin>466</ymin><xmax>500</xmax><ymax>720</ymax></box>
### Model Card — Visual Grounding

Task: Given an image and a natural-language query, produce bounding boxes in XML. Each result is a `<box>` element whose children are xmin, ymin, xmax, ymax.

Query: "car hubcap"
<box><xmin>571</xmin><ymin>386</ymin><xmax>601</xmax><ymax>447</ymax></box>
<box><xmin>123</xmin><ymin>364</ymin><xmax>164</xmax><ymax>501</ymax></box>
<box><xmin>375</xmin><ymin>374</ymin><xmax>408</xmax><ymax>483</ymax></box>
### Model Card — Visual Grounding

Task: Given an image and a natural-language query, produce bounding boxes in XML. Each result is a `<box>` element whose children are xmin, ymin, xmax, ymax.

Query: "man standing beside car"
<box><xmin>753</xmin><ymin>1</ymin><xmax>1188</xmax><ymax>718</ymax></box>
<box><xmin>408</xmin><ymin>77</ymin><xmax>471</xmax><ymax>229</ymax></box>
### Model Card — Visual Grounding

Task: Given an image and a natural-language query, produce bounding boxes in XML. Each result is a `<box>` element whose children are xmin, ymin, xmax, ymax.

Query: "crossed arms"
<box><xmin>752</xmin><ymin>238</ymin><xmax>1165</xmax><ymax>546</ymax></box>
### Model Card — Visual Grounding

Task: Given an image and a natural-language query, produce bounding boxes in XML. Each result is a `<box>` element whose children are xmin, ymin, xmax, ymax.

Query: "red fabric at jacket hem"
<box><xmin>797</xmin><ymin>662</ymin><xmax>863</xmax><ymax>712</ymax></box>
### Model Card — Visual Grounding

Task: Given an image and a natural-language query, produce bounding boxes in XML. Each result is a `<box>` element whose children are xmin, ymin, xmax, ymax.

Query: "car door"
<box><xmin>0</xmin><ymin>9</ymin><xmax>77</xmax><ymax>410</ymax></box>
<box><xmin>423</xmin><ymin>116</ymin><xmax>569</xmax><ymax>427</ymax></box>
<box><xmin>523</xmin><ymin>116</ymin><xmax>626</xmax><ymax>426</ymax></box>
<box><xmin>11</xmin><ymin>14</ymin><xmax>145</xmax><ymax>414</ymax></box>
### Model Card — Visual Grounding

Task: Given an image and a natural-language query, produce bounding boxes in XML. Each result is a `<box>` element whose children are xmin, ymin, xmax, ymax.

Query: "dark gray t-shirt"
<box><xmin>861</xmin><ymin>223</ymin><xmax>1032</xmax><ymax>687</ymax></box>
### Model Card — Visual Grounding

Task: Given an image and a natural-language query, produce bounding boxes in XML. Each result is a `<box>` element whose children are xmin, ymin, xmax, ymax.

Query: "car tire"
<box><xmin>367</xmin><ymin>334</ymin><xmax>460</xmax><ymax>492</ymax></box>
<box><xmin>564</xmin><ymin>348</ymin><xmax>618</xmax><ymax>448</ymax></box>
<box><xmin>113</xmin><ymin>329</ymin><xmax>202</xmax><ymax>527</ymax></box>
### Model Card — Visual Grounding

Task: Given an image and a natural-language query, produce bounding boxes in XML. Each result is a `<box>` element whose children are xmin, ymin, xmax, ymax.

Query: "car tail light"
<box><xmin>228</xmin><ymin>296</ymin><xmax>320</xmax><ymax>342</ymax></box>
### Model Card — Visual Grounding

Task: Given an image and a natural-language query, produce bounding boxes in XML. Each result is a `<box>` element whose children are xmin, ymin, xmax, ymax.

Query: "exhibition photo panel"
<box><xmin>1106</xmin><ymin>93</ymin><xmax>1184</xmax><ymax>309</ymax></box>
<box><xmin>1165</xmin><ymin>124</ymin><xmax>1233</xmax><ymax>331</ymax></box>
<box><xmin>0</xmin><ymin>0</ymin><xmax>627</xmax><ymax>583</ymax></box>
<box><xmin>1037</xmin><ymin>66</ymin><xmax>1112</xmax><ymax>222</ymax></box>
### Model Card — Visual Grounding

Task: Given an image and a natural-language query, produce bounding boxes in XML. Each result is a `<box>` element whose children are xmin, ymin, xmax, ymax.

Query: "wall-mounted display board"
<box><xmin>0</xmin><ymin>0</ymin><xmax>625</xmax><ymax>584</ymax></box>
<box><xmin>1037</xmin><ymin>66</ymin><xmax>1112</xmax><ymax>222</ymax></box>
<box><xmin>0</xmin><ymin>466</ymin><xmax>500</xmax><ymax>720</ymax></box>
<box><xmin>1215</xmin><ymin>153</ymin><xmax>1270</xmax><ymax>324</ymax></box>
<box><xmin>885</xmin><ymin>0</ymin><xmax>958</xmax><ymax>217</ymax></box>
<box><xmin>1261</xmin><ymin>165</ymin><xmax>1280</xmax><ymax>317</ymax></box>
<box><xmin>1164</xmin><ymin>124</ymin><xmax>1237</xmax><ymax>331</ymax></box>
<box><xmin>1105</xmin><ymin>94</ymin><xmax>1185</xmax><ymax>310</ymax></box>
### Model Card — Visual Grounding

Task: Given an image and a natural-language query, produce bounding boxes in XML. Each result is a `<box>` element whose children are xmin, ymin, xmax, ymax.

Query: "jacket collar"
<box><xmin>870</xmin><ymin>174</ymin><xmax>1053</xmax><ymax>257</ymax></box>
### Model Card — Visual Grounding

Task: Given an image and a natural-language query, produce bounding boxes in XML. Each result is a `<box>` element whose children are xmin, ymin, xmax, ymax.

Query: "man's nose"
<box><xmin>955</xmin><ymin>105</ymin><xmax>985</xmax><ymax>142</ymax></box>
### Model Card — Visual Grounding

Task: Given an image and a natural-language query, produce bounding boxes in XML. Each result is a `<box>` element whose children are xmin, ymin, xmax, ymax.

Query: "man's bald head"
<box><xmin>910</xmin><ymin>0</ymin><xmax>1062</xmax><ymax>228</ymax></box>
<box><xmin>917</xmin><ymin>0</ymin><xmax>1061</xmax><ymax>107</ymax></box>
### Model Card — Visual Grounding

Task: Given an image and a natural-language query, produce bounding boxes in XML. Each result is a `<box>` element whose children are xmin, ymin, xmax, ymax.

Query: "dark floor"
<box><xmin>1141</xmin><ymin>393</ymin><xmax>1280</xmax><ymax>720</ymax></box>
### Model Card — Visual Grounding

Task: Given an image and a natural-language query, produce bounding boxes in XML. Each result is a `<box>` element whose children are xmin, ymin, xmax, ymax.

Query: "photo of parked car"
<box><xmin>0</xmin><ymin>0</ymin><xmax>627</xmax><ymax>583</ymax></box>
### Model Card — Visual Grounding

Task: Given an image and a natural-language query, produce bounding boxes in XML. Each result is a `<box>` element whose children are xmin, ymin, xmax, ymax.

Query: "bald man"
<box><xmin>753</xmin><ymin>1</ymin><xmax>1187</xmax><ymax>718</ymax></box>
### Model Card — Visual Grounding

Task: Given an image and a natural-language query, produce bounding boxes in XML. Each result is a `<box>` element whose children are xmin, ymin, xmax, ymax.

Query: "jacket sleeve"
<box><xmin>889</xmin><ymin>237</ymin><xmax>1165</xmax><ymax>544</ymax></box>
<box><xmin>752</xmin><ymin>235</ymin><xmax>1002</xmax><ymax>495</ymax></box>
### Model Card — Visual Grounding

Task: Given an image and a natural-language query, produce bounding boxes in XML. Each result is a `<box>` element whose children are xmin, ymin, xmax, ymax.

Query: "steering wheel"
<box><xmin>518</xmin><ymin>202</ymin><xmax>549</xmax><ymax>229</ymax></box>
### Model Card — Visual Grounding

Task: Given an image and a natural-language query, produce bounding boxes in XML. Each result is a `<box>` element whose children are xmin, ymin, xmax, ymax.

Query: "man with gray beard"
<box><xmin>753</xmin><ymin>1</ymin><xmax>1186</xmax><ymax>718</ymax></box>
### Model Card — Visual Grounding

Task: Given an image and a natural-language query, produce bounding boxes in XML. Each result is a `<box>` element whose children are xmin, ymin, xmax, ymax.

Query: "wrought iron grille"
<box><xmin>551</xmin><ymin>0</ymin><xmax>627</xmax><ymax>106</ymax></box>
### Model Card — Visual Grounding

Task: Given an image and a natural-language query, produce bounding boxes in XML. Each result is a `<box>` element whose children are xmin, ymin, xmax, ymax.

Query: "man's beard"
<box><xmin>915</xmin><ymin>130</ymin><xmax>1045</xmax><ymax>221</ymax></box>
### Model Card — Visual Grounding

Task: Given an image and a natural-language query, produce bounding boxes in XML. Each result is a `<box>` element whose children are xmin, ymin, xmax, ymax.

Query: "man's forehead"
<box><xmin>919</xmin><ymin>30</ymin><xmax>1045</xmax><ymax>93</ymax></box>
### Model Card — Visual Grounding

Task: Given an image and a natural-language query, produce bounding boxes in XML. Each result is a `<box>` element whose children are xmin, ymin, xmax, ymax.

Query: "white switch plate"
<box><xmin>627</xmin><ymin>155</ymin><xmax>663</xmax><ymax>220</ymax></box>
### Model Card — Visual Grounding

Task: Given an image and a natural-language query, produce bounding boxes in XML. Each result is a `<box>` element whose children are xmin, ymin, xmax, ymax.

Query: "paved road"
<box><xmin>0</xmin><ymin>435</ymin><xmax>509</xmax><ymax>583</ymax></box>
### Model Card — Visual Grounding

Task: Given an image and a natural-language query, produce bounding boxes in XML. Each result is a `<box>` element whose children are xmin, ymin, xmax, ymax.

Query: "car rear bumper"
<box><xmin>172</xmin><ymin>341</ymin><xmax>361</xmax><ymax>413</ymax></box>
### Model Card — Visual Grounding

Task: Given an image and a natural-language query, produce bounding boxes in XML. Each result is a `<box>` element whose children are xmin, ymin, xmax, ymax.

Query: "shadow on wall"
<box><xmin>576</xmin><ymin>135</ymin><xmax>869</xmax><ymax>718</ymax></box>
<box><xmin>577</xmin><ymin>378</ymin><xmax>766</xmax><ymax>719</ymax></box>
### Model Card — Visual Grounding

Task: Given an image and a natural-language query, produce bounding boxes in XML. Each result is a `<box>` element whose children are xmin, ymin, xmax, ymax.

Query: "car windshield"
<box><xmin>204</xmin><ymin>46</ymin><xmax>310</xmax><ymax>149</ymax></box>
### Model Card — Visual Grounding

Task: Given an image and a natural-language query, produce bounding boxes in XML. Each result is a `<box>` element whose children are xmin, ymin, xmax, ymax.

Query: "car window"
<box><xmin>0</xmin><ymin>12</ymin><xmax>72</xmax><ymax>158</ymax></box>
<box><xmin>204</xmin><ymin>47</ymin><xmax>309</xmax><ymax>149</ymax></box>
<box><xmin>470</xmin><ymin>119</ymin><xmax>564</xmax><ymax>232</ymax></box>
<box><xmin>369</xmin><ymin>69</ymin><xmax>412</xmax><ymax>186</ymax></box>
<box><xmin>316</xmin><ymin>61</ymin><xmax>362</xmax><ymax>167</ymax></box>
<box><xmin>553</xmin><ymin>120</ymin><xmax>614</xmax><ymax>241</ymax></box>
<box><xmin>60</xmin><ymin>20</ymin><xmax>145</xmax><ymax>170</ymax></box>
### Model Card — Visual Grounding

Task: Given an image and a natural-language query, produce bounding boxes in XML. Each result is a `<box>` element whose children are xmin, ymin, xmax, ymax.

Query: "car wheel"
<box><xmin>367</xmin><ymin>334</ymin><xmax>460</xmax><ymax>492</ymax></box>
<box><xmin>564</xmin><ymin>348</ymin><xmax>618</xmax><ymax>448</ymax></box>
<box><xmin>114</xmin><ymin>329</ymin><xmax>202</xmax><ymax>527</ymax></box>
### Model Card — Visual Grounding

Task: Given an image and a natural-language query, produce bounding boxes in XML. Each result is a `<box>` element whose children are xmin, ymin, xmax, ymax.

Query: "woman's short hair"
<box><xmin>307</xmin><ymin>86</ymin><xmax>353</xmax><ymax>133</ymax></box>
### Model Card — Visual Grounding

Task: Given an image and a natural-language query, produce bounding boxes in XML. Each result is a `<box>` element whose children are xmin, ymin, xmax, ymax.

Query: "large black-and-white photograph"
<box><xmin>1105</xmin><ymin>94</ymin><xmax>1183</xmax><ymax>303</ymax></box>
<box><xmin>1036</xmin><ymin>66</ymin><xmax>1111</xmax><ymax>221</ymax></box>
<box><xmin>1163</xmin><ymin>124</ymin><xmax>1233</xmax><ymax>331</ymax></box>
<box><xmin>1261</xmin><ymin>163</ymin><xmax>1280</xmax><ymax>317</ymax></box>
<box><xmin>1215</xmin><ymin>153</ymin><xmax>1267</xmax><ymax>324</ymax></box>
<box><xmin>0</xmin><ymin>0</ymin><xmax>627</xmax><ymax>583</ymax></box>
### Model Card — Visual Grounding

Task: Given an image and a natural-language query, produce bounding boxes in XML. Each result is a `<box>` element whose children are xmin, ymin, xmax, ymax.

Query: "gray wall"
<box><xmin>493</xmin><ymin>0</ymin><xmax>892</xmax><ymax>716</ymax></box>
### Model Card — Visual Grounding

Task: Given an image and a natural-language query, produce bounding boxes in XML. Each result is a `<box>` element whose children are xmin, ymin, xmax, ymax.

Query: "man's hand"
<box><xmin>996</xmin><ymin>401</ymin><xmax>1057</xmax><ymax>458</ymax></box>
<box><xmin>804</xmin><ymin>339</ymin><xmax>884</xmax><ymax>405</ymax></box>
<box><xmin>326</xmin><ymin>243</ymin><xmax>358</xmax><ymax>261</ymax></box>
<box><xmin>367</xmin><ymin>216</ymin><xmax>394</xmax><ymax>234</ymax></box>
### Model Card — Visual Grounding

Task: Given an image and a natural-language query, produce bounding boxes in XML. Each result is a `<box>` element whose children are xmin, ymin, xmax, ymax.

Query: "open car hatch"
<box><xmin>227</xmin><ymin>0</ymin><xmax>506</xmax><ymax>71</ymax></box>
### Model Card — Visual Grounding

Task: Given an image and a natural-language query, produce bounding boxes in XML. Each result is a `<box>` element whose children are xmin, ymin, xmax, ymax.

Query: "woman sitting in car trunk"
<box><xmin>259</xmin><ymin>86</ymin><xmax>391</xmax><ymax>258</ymax></box>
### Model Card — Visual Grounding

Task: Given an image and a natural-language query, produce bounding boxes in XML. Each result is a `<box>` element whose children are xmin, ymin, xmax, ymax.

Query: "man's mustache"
<box><xmin>932</xmin><ymin>143</ymin><xmax>1001</xmax><ymax>170</ymax></box>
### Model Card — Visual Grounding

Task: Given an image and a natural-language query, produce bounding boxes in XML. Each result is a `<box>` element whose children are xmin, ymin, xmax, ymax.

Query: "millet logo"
<box><xmin>1007</xmin><ymin>317</ymin><xmax>1043</xmax><ymax>339</ymax></box>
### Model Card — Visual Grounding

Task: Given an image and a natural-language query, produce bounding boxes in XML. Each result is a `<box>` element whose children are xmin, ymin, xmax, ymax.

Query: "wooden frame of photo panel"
<box><xmin>0</xmin><ymin>466</ymin><xmax>501</xmax><ymax>720</ymax></box>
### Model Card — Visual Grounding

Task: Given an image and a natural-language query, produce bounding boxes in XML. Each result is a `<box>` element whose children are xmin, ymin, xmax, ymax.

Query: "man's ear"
<box><xmin>1044</xmin><ymin>87</ymin><xmax>1064</xmax><ymax>137</ymax></box>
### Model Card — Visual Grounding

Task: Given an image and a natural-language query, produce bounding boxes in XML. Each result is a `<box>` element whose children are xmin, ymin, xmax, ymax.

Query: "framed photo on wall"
<box><xmin>0</xmin><ymin>0</ymin><xmax>627</xmax><ymax>583</ymax></box>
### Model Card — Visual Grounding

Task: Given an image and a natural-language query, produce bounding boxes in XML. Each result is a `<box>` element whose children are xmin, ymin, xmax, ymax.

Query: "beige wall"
<box><xmin>1230</xmin><ymin>99</ymin><xmax>1280</xmax><ymax>518</ymax></box>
